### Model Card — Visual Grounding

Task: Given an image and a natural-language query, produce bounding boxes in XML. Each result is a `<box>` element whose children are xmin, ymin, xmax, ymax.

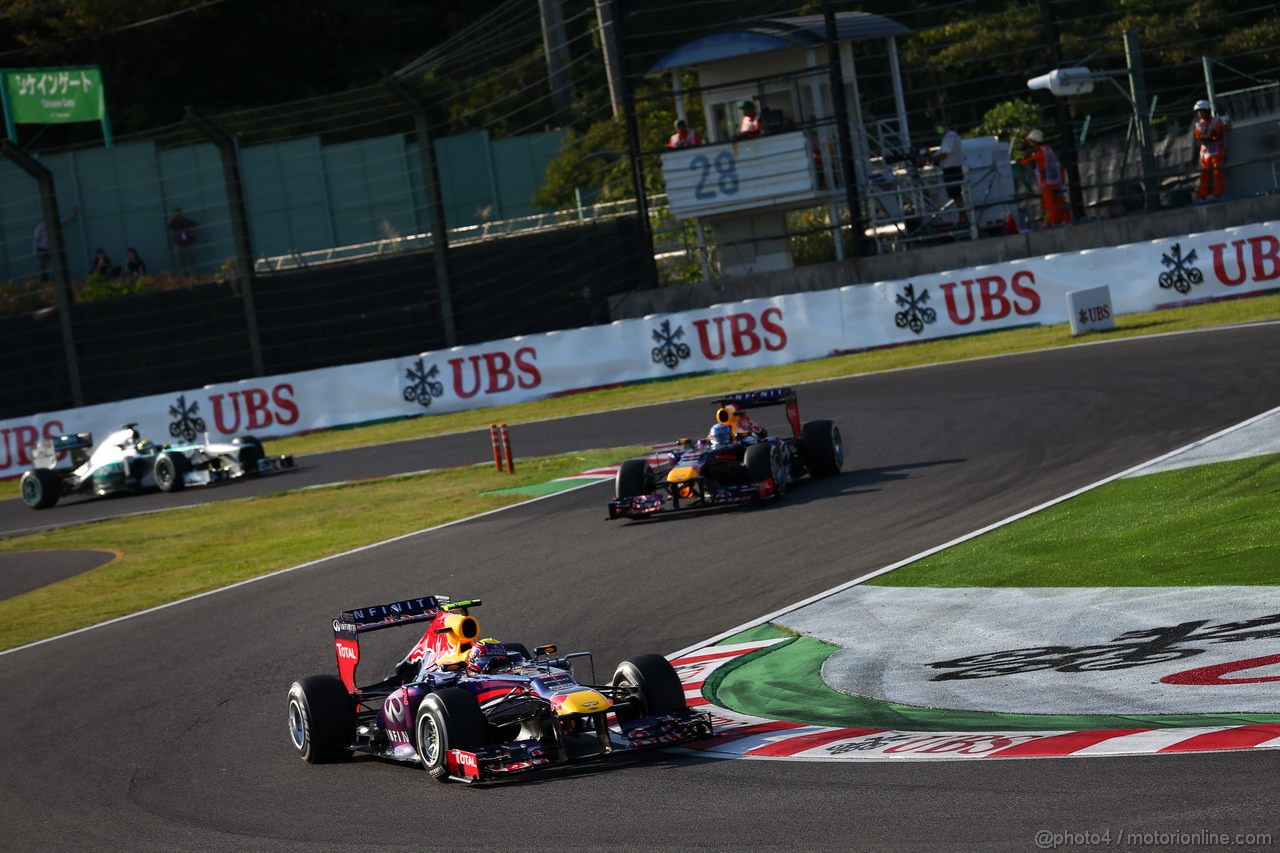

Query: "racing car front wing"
<box><xmin>607</xmin><ymin>480</ymin><xmax>777</xmax><ymax>519</ymax></box>
<box><xmin>443</xmin><ymin>708</ymin><xmax>714</xmax><ymax>783</ymax></box>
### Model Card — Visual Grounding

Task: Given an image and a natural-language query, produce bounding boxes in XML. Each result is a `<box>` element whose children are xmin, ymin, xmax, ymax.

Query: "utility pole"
<box><xmin>1</xmin><ymin>141</ymin><xmax>83</xmax><ymax>406</ymax></box>
<box><xmin>1039</xmin><ymin>0</ymin><xmax>1086</xmax><ymax>221</ymax></box>
<box><xmin>384</xmin><ymin>77</ymin><xmax>457</xmax><ymax>347</ymax></box>
<box><xmin>609</xmin><ymin>0</ymin><xmax>657</xmax><ymax>285</ymax></box>
<box><xmin>186</xmin><ymin>108</ymin><xmax>265</xmax><ymax>377</ymax></box>
<box><xmin>538</xmin><ymin>0</ymin><xmax>573</xmax><ymax>128</ymax></box>
<box><xmin>594</xmin><ymin>0</ymin><xmax>624</xmax><ymax>116</ymax></box>
<box><xmin>1125</xmin><ymin>29</ymin><xmax>1158</xmax><ymax>207</ymax></box>
<box><xmin>824</xmin><ymin>0</ymin><xmax>863</xmax><ymax>258</ymax></box>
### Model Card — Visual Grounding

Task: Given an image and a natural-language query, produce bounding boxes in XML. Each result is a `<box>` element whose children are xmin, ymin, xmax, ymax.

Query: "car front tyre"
<box><xmin>415</xmin><ymin>687</ymin><xmax>487</xmax><ymax>781</ymax></box>
<box><xmin>154</xmin><ymin>451</ymin><xmax>190</xmax><ymax>492</ymax></box>
<box><xmin>612</xmin><ymin>654</ymin><xmax>686</xmax><ymax>721</ymax></box>
<box><xmin>615</xmin><ymin>458</ymin><xmax>652</xmax><ymax>499</ymax></box>
<box><xmin>233</xmin><ymin>435</ymin><xmax>265</xmax><ymax>476</ymax></box>
<box><xmin>745</xmin><ymin>442</ymin><xmax>786</xmax><ymax>497</ymax></box>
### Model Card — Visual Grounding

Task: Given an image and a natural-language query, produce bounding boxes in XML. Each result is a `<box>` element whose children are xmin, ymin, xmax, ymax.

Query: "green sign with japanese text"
<box><xmin>3</xmin><ymin>66</ymin><xmax>106</xmax><ymax>124</ymax></box>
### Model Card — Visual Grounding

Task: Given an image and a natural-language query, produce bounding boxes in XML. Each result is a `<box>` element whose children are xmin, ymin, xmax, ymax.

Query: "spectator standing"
<box><xmin>739</xmin><ymin>101</ymin><xmax>763</xmax><ymax>138</ymax></box>
<box><xmin>667</xmin><ymin>118</ymin><xmax>703</xmax><ymax>149</ymax></box>
<box><xmin>1193</xmin><ymin>99</ymin><xmax>1228</xmax><ymax>201</ymax></box>
<box><xmin>1018</xmin><ymin>129</ymin><xmax>1071</xmax><ymax>227</ymax></box>
<box><xmin>32</xmin><ymin>206</ymin><xmax>78</xmax><ymax>282</ymax></box>
<box><xmin>90</xmin><ymin>248</ymin><xmax>119</xmax><ymax>278</ymax></box>
<box><xmin>167</xmin><ymin>207</ymin><xmax>199</xmax><ymax>273</ymax></box>
<box><xmin>930</xmin><ymin>121</ymin><xmax>967</xmax><ymax>225</ymax></box>
<box><xmin>124</xmin><ymin>248</ymin><xmax>148</xmax><ymax>279</ymax></box>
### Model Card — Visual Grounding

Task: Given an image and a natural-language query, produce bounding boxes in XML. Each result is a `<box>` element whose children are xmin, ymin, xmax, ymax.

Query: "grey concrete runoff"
<box><xmin>783</xmin><ymin>585</ymin><xmax>1280</xmax><ymax>716</ymax></box>
<box><xmin>1125</xmin><ymin>405</ymin><xmax>1280</xmax><ymax>476</ymax></box>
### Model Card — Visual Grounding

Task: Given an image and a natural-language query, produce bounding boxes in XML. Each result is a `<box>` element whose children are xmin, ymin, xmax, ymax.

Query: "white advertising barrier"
<box><xmin>1</xmin><ymin>222</ymin><xmax>1276</xmax><ymax>479</ymax></box>
<box><xmin>0</xmin><ymin>291</ymin><xmax>843</xmax><ymax>478</ymax></box>
<box><xmin>1067</xmin><ymin>285</ymin><xmax>1116</xmax><ymax>335</ymax></box>
<box><xmin>842</xmin><ymin>222</ymin><xmax>1279</xmax><ymax>344</ymax></box>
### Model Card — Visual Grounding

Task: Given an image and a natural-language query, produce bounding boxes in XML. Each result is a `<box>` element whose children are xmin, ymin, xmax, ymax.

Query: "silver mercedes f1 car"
<box><xmin>18</xmin><ymin>423</ymin><xmax>294</xmax><ymax>509</ymax></box>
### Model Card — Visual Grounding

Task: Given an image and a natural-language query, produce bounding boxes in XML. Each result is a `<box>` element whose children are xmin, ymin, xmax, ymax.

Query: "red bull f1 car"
<box><xmin>607</xmin><ymin>387</ymin><xmax>843</xmax><ymax>520</ymax></box>
<box><xmin>286</xmin><ymin>595</ymin><xmax>713</xmax><ymax>783</ymax></box>
<box><xmin>18</xmin><ymin>423</ymin><xmax>295</xmax><ymax>509</ymax></box>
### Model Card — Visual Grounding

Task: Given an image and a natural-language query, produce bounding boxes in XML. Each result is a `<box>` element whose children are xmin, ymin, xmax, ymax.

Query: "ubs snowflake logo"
<box><xmin>650</xmin><ymin>319</ymin><xmax>691</xmax><ymax>370</ymax></box>
<box><xmin>403</xmin><ymin>358</ymin><xmax>445</xmax><ymax>408</ymax></box>
<box><xmin>167</xmin><ymin>394</ymin><xmax>206</xmax><ymax>442</ymax></box>
<box><xmin>1158</xmin><ymin>242</ymin><xmax>1204</xmax><ymax>294</ymax></box>
<box><xmin>894</xmin><ymin>284</ymin><xmax>937</xmax><ymax>335</ymax></box>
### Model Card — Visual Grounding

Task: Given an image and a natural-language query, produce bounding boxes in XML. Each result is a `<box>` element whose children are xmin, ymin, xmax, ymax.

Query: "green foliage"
<box><xmin>973</xmin><ymin>99</ymin><xmax>1044</xmax><ymax>159</ymax></box>
<box><xmin>787</xmin><ymin>208</ymin><xmax>838</xmax><ymax>267</ymax></box>
<box><xmin>75</xmin><ymin>275</ymin><xmax>154</xmax><ymax>303</ymax></box>
<box><xmin>533</xmin><ymin>100</ymin><xmax>675</xmax><ymax>209</ymax></box>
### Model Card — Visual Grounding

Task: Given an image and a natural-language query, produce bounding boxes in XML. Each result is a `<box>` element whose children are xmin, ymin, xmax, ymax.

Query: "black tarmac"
<box><xmin>0</xmin><ymin>323</ymin><xmax>1277</xmax><ymax>852</ymax></box>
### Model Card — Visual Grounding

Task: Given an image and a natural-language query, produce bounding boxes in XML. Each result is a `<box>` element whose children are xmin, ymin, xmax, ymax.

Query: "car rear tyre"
<box><xmin>612</xmin><ymin>654</ymin><xmax>686</xmax><ymax>721</ymax></box>
<box><xmin>153</xmin><ymin>451</ymin><xmax>190</xmax><ymax>492</ymax></box>
<box><xmin>288</xmin><ymin>675</ymin><xmax>355</xmax><ymax>764</ymax></box>
<box><xmin>802</xmin><ymin>419</ymin><xmax>844</xmax><ymax>476</ymax></box>
<box><xmin>745</xmin><ymin>442</ymin><xmax>786</xmax><ymax>497</ymax></box>
<box><xmin>615</xmin><ymin>458</ymin><xmax>652</xmax><ymax>499</ymax></box>
<box><xmin>416</xmin><ymin>687</ymin><xmax>487</xmax><ymax>781</ymax></box>
<box><xmin>19</xmin><ymin>468</ymin><xmax>62</xmax><ymax>509</ymax></box>
<box><xmin>233</xmin><ymin>435</ymin><xmax>265</xmax><ymax>476</ymax></box>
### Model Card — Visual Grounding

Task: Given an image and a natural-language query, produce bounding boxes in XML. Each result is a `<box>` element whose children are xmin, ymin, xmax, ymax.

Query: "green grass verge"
<box><xmin>0</xmin><ymin>447</ymin><xmax>641</xmax><ymax>651</ymax></box>
<box><xmin>871</xmin><ymin>453</ymin><xmax>1280</xmax><ymax>587</ymax></box>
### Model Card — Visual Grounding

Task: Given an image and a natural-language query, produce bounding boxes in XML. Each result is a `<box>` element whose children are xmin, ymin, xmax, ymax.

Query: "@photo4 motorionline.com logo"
<box><xmin>1035</xmin><ymin>828</ymin><xmax>1272</xmax><ymax>850</ymax></box>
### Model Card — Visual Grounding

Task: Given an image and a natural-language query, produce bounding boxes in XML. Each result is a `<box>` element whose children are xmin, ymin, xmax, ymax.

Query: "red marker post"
<box><xmin>489</xmin><ymin>424</ymin><xmax>504</xmax><ymax>472</ymax></box>
<box><xmin>500</xmin><ymin>424</ymin><xmax>514</xmax><ymax>474</ymax></box>
<box><xmin>489</xmin><ymin>424</ymin><xmax>515</xmax><ymax>473</ymax></box>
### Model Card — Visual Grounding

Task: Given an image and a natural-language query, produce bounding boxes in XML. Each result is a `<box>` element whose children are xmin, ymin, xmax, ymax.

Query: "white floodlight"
<box><xmin>1027</xmin><ymin>67</ymin><xmax>1096</xmax><ymax>97</ymax></box>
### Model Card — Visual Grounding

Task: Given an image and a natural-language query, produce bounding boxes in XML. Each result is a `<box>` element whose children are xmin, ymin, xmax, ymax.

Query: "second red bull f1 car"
<box><xmin>607</xmin><ymin>387</ymin><xmax>843</xmax><ymax>520</ymax></box>
<box><xmin>287</xmin><ymin>596</ymin><xmax>712</xmax><ymax>783</ymax></box>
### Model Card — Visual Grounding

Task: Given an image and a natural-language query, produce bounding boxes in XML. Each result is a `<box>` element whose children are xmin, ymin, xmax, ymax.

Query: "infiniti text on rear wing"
<box><xmin>712</xmin><ymin>387</ymin><xmax>801</xmax><ymax>438</ymax></box>
<box><xmin>332</xmin><ymin>595</ymin><xmax>446</xmax><ymax>691</ymax></box>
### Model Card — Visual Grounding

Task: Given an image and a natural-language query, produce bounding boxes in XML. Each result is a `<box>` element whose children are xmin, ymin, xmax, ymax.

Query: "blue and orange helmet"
<box><xmin>467</xmin><ymin>639</ymin><xmax>511</xmax><ymax>674</ymax></box>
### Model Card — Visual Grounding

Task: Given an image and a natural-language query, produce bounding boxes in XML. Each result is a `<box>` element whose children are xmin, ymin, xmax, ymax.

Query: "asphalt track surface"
<box><xmin>1</xmin><ymin>323</ymin><xmax>1278</xmax><ymax>852</ymax></box>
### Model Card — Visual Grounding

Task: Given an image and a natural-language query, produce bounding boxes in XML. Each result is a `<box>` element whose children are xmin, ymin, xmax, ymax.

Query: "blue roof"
<box><xmin>647</xmin><ymin>13</ymin><xmax>909</xmax><ymax>76</ymax></box>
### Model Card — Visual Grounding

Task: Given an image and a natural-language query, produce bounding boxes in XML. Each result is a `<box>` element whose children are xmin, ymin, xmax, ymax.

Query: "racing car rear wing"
<box><xmin>332</xmin><ymin>595</ymin><xmax>479</xmax><ymax>691</ymax></box>
<box><xmin>712</xmin><ymin>387</ymin><xmax>801</xmax><ymax>439</ymax></box>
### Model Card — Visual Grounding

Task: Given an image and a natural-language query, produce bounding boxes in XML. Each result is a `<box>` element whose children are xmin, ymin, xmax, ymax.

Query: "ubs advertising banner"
<box><xmin>2</xmin><ymin>221</ymin><xmax>1276</xmax><ymax>478</ymax></box>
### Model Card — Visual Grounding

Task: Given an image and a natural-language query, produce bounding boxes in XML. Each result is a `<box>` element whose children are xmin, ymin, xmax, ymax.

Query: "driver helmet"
<box><xmin>136</xmin><ymin>439</ymin><xmax>157</xmax><ymax>455</ymax></box>
<box><xmin>467</xmin><ymin>639</ymin><xmax>511</xmax><ymax>675</ymax></box>
<box><xmin>709</xmin><ymin>423</ymin><xmax>733</xmax><ymax>448</ymax></box>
